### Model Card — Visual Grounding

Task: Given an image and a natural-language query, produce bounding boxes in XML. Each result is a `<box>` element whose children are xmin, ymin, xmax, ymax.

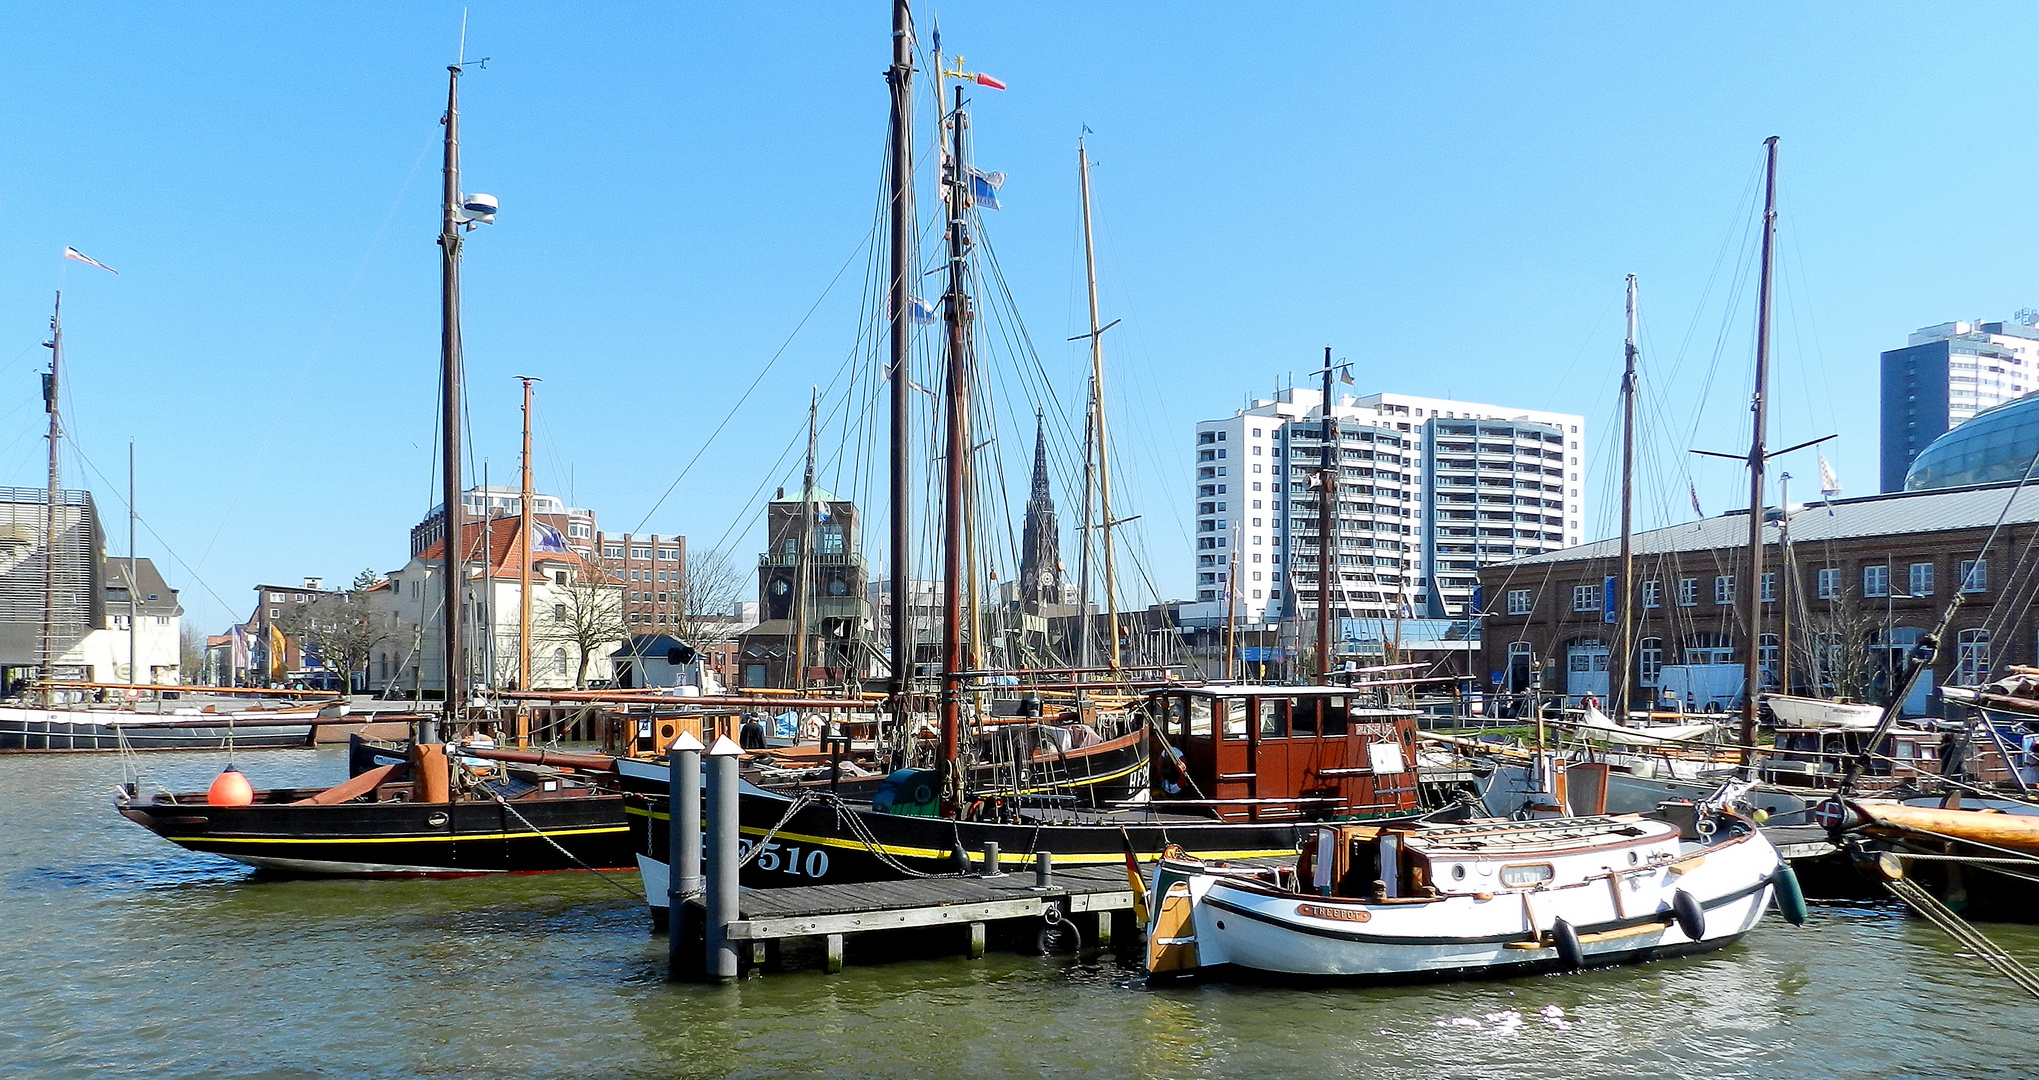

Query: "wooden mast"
<box><xmin>516</xmin><ymin>378</ymin><xmax>536</xmax><ymax>689</ymax></box>
<box><xmin>1740</xmin><ymin>136</ymin><xmax>1781</xmax><ymax>767</ymax></box>
<box><xmin>39</xmin><ymin>294</ymin><xmax>61</xmax><ymax>705</ymax></box>
<box><xmin>884</xmin><ymin>0</ymin><xmax>915</xmax><ymax>733</ymax></box>
<box><xmin>1609</xmin><ymin>274</ymin><xmax>1639</xmax><ymax>721</ymax></box>
<box><xmin>937</xmin><ymin>79</ymin><xmax>971</xmax><ymax>816</ymax></box>
<box><xmin>1077</xmin><ymin>137</ymin><xmax>1121</xmax><ymax>672</ymax></box>
<box><xmin>430</xmin><ymin>62</ymin><xmax>468</xmax><ymax>745</ymax></box>
<box><xmin>792</xmin><ymin>386</ymin><xmax>818</xmax><ymax>693</ymax></box>
<box><xmin>1316</xmin><ymin>347</ymin><xmax>1335</xmax><ymax>683</ymax></box>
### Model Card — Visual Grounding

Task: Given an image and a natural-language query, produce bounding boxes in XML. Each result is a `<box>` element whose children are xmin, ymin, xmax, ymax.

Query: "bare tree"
<box><xmin>179</xmin><ymin>625</ymin><xmax>207</xmax><ymax>683</ymax></box>
<box><xmin>545</xmin><ymin>565</ymin><xmax>628</xmax><ymax>688</ymax></box>
<box><xmin>672</xmin><ymin>545</ymin><xmax>746</xmax><ymax>649</ymax></box>
<box><xmin>1794</xmin><ymin>585</ymin><xmax>1877</xmax><ymax>702</ymax></box>
<box><xmin>281</xmin><ymin>591</ymin><xmax>391</xmax><ymax>693</ymax></box>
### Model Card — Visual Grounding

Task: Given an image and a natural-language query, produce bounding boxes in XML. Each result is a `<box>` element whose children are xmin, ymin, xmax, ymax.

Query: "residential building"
<box><xmin>1186</xmin><ymin>387</ymin><xmax>1583</xmax><ymax>634</ymax></box>
<box><xmin>1880</xmin><ymin>318</ymin><xmax>2039</xmax><ymax>492</ymax></box>
<box><xmin>413</xmin><ymin>486</ymin><xmax>687</xmax><ymax>638</ymax></box>
<box><xmin>59</xmin><ymin>558</ymin><xmax>183</xmax><ymax>684</ymax></box>
<box><xmin>1478</xmin><ymin>481</ymin><xmax>2039</xmax><ymax>714</ymax></box>
<box><xmin>242</xmin><ymin>578</ymin><xmax>337</xmax><ymax>685</ymax></box>
<box><xmin>595</xmin><ymin>531</ymin><xmax>687</xmax><ymax>635</ymax></box>
<box><xmin>370</xmin><ymin>518</ymin><xmax>624</xmax><ymax>694</ymax></box>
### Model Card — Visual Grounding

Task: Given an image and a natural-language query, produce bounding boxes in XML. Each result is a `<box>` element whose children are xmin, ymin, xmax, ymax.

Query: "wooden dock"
<box><xmin>702</xmin><ymin>862</ymin><xmax>1144</xmax><ymax>975</ymax></box>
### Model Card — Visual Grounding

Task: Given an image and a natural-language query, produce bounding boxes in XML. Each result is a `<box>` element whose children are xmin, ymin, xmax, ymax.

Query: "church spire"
<box><xmin>1019</xmin><ymin>408</ymin><xmax>1062</xmax><ymax>612</ymax></box>
<box><xmin>1029</xmin><ymin>408</ymin><xmax>1053</xmax><ymax>508</ymax></box>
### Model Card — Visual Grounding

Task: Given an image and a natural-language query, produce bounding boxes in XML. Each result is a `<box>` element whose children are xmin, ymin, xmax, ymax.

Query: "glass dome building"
<box><xmin>1905</xmin><ymin>392</ymin><xmax>2039</xmax><ymax>490</ymax></box>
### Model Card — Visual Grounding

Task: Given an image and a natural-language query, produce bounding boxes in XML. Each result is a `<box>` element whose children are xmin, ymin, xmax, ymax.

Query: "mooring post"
<box><xmin>982</xmin><ymin>841</ymin><xmax>1001</xmax><ymax>877</ymax></box>
<box><xmin>1034</xmin><ymin>850</ymin><xmax>1054</xmax><ymax>889</ymax></box>
<box><xmin>666</xmin><ymin>731</ymin><xmax>705</xmax><ymax>981</ymax></box>
<box><xmin>968</xmin><ymin>921</ymin><xmax>987</xmax><ymax>959</ymax></box>
<box><xmin>704</xmin><ymin>734</ymin><xmax>744</xmax><ymax>983</ymax></box>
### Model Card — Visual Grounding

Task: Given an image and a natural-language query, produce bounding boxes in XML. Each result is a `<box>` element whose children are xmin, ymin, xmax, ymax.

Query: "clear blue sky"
<box><xmin>2</xmin><ymin>3</ymin><xmax>2034</xmax><ymax>635</ymax></box>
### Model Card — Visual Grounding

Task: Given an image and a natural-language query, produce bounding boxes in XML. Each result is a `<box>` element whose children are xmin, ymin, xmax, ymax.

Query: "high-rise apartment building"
<box><xmin>1880</xmin><ymin>318</ymin><xmax>2039</xmax><ymax>492</ymax></box>
<box><xmin>1190</xmin><ymin>389</ymin><xmax>1583</xmax><ymax>626</ymax></box>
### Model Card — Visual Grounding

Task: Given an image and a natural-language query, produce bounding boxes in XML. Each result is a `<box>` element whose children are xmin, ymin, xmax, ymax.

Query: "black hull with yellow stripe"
<box><xmin>115</xmin><ymin>785</ymin><xmax>638</xmax><ymax>875</ymax></box>
<box><xmin>625</xmin><ymin>773</ymin><xmax>1460</xmax><ymax>901</ymax></box>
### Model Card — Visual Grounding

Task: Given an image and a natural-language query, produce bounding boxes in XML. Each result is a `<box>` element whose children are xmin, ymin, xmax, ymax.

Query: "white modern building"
<box><xmin>1188</xmin><ymin>388</ymin><xmax>1584</xmax><ymax>627</ymax></box>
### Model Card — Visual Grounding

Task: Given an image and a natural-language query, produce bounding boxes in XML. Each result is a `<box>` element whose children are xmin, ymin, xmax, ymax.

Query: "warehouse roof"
<box><xmin>1502</xmin><ymin>480</ymin><xmax>2039</xmax><ymax>569</ymax></box>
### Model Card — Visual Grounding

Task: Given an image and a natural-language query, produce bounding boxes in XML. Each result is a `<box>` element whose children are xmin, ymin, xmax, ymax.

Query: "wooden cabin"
<box><xmin>1145</xmin><ymin>685</ymin><xmax>1422</xmax><ymax>823</ymax></box>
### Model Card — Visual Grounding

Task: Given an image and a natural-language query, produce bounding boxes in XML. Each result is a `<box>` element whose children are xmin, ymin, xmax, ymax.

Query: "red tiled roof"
<box><xmin>415</xmin><ymin>517</ymin><xmax>614</xmax><ymax>582</ymax></box>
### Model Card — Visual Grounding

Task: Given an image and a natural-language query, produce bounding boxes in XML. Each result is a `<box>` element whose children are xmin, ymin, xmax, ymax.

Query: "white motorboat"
<box><xmin>1763</xmin><ymin>694</ymin><xmax>1884</xmax><ymax>731</ymax></box>
<box><xmin>1146</xmin><ymin>803</ymin><xmax>1802</xmax><ymax>984</ymax></box>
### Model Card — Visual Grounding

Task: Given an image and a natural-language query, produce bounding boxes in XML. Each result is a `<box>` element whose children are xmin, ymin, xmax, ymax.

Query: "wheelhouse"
<box><xmin>1143</xmin><ymin>685</ymin><xmax>1421</xmax><ymax>823</ymax></box>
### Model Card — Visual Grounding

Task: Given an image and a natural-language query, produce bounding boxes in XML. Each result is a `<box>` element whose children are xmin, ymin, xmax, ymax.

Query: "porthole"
<box><xmin>1627</xmin><ymin>851</ymin><xmax>1639</xmax><ymax>865</ymax></box>
<box><xmin>1451</xmin><ymin>864</ymin><xmax>1467</xmax><ymax>881</ymax></box>
<box><xmin>426</xmin><ymin>812</ymin><xmax>450</xmax><ymax>828</ymax></box>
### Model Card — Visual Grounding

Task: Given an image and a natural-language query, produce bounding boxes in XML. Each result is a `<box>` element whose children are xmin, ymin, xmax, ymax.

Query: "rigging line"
<box><xmin>62</xmin><ymin>433</ymin><xmax>238</xmax><ymax>617</ymax></box>
<box><xmin>631</xmin><ymin>221</ymin><xmax>881</xmax><ymax>534</ymax></box>
<box><xmin>197</xmin><ymin>136</ymin><xmax>438</xmax><ymax>572</ymax></box>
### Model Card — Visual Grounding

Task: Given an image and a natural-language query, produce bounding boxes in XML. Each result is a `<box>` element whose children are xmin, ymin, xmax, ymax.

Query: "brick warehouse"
<box><xmin>1477</xmin><ymin>482</ymin><xmax>2039</xmax><ymax>714</ymax></box>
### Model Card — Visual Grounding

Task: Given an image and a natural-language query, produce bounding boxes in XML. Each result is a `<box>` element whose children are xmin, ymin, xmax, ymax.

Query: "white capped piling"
<box><xmin>705</xmin><ymin>734</ymin><xmax>744</xmax><ymax>982</ymax></box>
<box><xmin>666</xmin><ymin>731</ymin><xmax>705</xmax><ymax>981</ymax></box>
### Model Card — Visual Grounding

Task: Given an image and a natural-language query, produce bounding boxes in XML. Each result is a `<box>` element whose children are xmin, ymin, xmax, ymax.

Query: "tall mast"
<box><xmin>1741</xmin><ymin>136</ymin><xmax>1780</xmax><ymax>766</ymax></box>
<box><xmin>430</xmin><ymin>63</ymin><xmax>467</xmax><ymax>744</ymax></box>
<box><xmin>938</xmin><ymin>80</ymin><xmax>970</xmax><ymax>816</ymax></box>
<box><xmin>1609</xmin><ymin>275</ymin><xmax>1639</xmax><ymax>720</ymax></box>
<box><xmin>517</xmin><ymin>376</ymin><xmax>536</xmax><ymax>692</ymax></box>
<box><xmin>128</xmin><ymin>441</ymin><xmax>138</xmax><ymax>689</ymax></box>
<box><xmin>40</xmin><ymin>294</ymin><xmax>62</xmax><ymax>704</ymax></box>
<box><xmin>1076</xmin><ymin>381</ymin><xmax>1096</xmax><ymax>671</ymax></box>
<box><xmin>1316</xmin><ymin>347</ymin><xmax>1335</xmax><ymax>683</ymax></box>
<box><xmin>884</xmin><ymin>0</ymin><xmax>915</xmax><ymax>729</ymax></box>
<box><xmin>1077</xmin><ymin>137</ymin><xmax>1120</xmax><ymax>671</ymax></box>
<box><xmin>1224</xmin><ymin>574</ymin><xmax>1238</xmax><ymax>680</ymax></box>
<box><xmin>793</xmin><ymin>386</ymin><xmax>818</xmax><ymax>693</ymax></box>
<box><xmin>1778</xmin><ymin>471</ymin><xmax>1792</xmax><ymax>697</ymax></box>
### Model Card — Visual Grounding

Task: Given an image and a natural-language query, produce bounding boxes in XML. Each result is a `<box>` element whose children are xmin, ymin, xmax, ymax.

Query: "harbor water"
<box><xmin>4</xmin><ymin>748</ymin><xmax>2034</xmax><ymax>1079</ymax></box>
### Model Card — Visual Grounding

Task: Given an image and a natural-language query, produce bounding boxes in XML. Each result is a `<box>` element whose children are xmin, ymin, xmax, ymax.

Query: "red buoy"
<box><xmin>207</xmin><ymin>766</ymin><xmax>254</xmax><ymax>807</ymax></box>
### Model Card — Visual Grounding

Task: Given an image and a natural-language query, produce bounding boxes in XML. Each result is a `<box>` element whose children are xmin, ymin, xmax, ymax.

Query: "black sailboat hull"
<box><xmin>116</xmin><ymin>788</ymin><xmax>639</xmax><ymax>875</ymax></box>
<box><xmin>630</xmin><ymin>780</ymin><xmax>1459</xmax><ymax>898</ymax></box>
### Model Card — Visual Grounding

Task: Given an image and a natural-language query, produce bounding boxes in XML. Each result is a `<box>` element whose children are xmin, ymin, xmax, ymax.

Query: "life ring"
<box><xmin>801</xmin><ymin>716</ymin><xmax>824</xmax><ymax>742</ymax></box>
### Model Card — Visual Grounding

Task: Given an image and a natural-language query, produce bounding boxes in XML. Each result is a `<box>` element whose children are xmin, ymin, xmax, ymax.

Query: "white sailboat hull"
<box><xmin>1763</xmin><ymin>694</ymin><xmax>1883</xmax><ymax>731</ymax></box>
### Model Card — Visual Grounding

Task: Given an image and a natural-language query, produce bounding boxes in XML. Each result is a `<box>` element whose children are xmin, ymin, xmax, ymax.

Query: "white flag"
<box><xmin>1818</xmin><ymin>454</ymin><xmax>1841</xmax><ymax>498</ymax></box>
<box><xmin>62</xmin><ymin>247</ymin><xmax>118</xmax><ymax>274</ymax></box>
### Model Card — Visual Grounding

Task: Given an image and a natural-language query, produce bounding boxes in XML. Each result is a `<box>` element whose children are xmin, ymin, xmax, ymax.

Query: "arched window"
<box><xmin>1637</xmin><ymin>637</ymin><xmax>1663</xmax><ymax>687</ymax></box>
<box><xmin>553</xmin><ymin>648</ymin><xmax>569</xmax><ymax>677</ymax></box>
<box><xmin>1957</xmin><ymin>629</ymin><xmax>1991</xmax><ymax>686</ymax></box>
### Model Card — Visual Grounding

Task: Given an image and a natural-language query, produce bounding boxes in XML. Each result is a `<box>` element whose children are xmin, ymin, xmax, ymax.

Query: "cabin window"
<box><xmin>1219</xmin><ymin>699</ymin><xmax>1246</xmax><ymax>739</ymax></box>
<box><xmin>1257</xmin><ymin>698</ymin><xmax>1282</xmax><ymax>738</ymax></box>
<box><xmin>1288</xmin><ymin>697</ymin><xmax>1320</xmax><ymax>736</ymax></box>
<box><xmin>1500</xmin><ymin>863</ymin><xmax>1554</xmax><ymax>888</ymax></box>
<box><xmin>1188</xmin><ymin>696</ymin><xmax>1213</xmax><ymax>736</ymax></box>
<box><xmin>1321</xmin><ymin>696</ymin><xmax>1349</xmax><ymax>736</ymax></box>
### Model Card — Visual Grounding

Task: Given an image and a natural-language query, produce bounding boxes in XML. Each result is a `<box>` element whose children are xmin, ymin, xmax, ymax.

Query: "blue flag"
<box><xmin>968</xmin><ymin>166</ymin><xmax>1004</xmax><ymax>210</ymax></box>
